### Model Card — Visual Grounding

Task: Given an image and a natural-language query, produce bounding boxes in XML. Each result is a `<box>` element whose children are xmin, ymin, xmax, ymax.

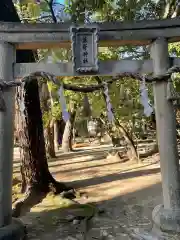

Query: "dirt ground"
<box><xmin>13</xmin><ymin>145</ymin><xmax>163</xmax><ymax>239</ymax></box>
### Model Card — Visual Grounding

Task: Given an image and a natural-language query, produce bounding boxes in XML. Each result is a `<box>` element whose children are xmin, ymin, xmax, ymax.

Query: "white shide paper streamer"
<box><xmin>140</xmin><ymin>77</ymin><xmax>153</xmax><ymax>117</ymax></box>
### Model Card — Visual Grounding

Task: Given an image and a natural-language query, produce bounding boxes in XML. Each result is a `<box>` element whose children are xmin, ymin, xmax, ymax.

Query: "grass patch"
<box><xmin>12</xmin><ymin>176</ymin><xmax>97</xmax><ymax>238</ymax></box>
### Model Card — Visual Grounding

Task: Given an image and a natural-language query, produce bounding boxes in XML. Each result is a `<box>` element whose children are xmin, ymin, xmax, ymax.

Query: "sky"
<box><xmin>52</xmin><ymin>0</ymin><xmax>70</xmax><ymax>21</ymax></box>
<box><xmin>54</xmin><ymin>0</ymin><xmax>65</xmax><ymax>4</ymax></box>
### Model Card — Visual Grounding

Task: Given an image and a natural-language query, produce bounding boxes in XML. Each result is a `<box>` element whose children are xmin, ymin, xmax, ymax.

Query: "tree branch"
<box><xmin>172</xmin><ymin>2</ymin><xmax>180</xmax><ymax>17</ymax></box>
<box><xmin>44</xmin><ymin>0</ymin><xmax>57</xmax><ymax>23</ymax></box>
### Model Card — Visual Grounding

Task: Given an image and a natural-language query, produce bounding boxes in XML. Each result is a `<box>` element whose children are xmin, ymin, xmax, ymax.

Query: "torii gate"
<box><xmin>0</xmin><ymin>18</ymin><xmax>180</xmax><ymax>239</ymax></box>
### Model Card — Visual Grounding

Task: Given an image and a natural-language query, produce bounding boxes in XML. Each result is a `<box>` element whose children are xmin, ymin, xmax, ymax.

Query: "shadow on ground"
<box><xmin>12</xmin><ymin>145</ymin><xmax>162</xmax><ymax>239</ymax></box>
<box><xmin>18</xmin><ymin>163</ymin><xmax>162</xmax><ymax>240</ymax></box>
<box><xmin>65</xmin><ymin>167</ymin><xmax>160</xmax><ymax>189</ymax></box>
<box><xmin>20</xmin><ymin>182</ymin><xmax>162</xmax><ymax>240</ymax></box>
<box><xmin>13</xmin><ymin>154</ymin><xmax>107</xmax><ymax>174</ymax></box>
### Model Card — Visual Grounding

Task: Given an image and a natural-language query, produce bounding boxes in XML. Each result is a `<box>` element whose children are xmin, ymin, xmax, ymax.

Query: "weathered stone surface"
<box><xmin>131</xmin><ymin>225</ymin><xmax>180</xmax><ymax>240</ymax></box>
<box><xmin>0</xmin><ymin>218</ymin><xmax>26</xmax><ymax>240</ymax></box>
<box><xmin>152</xmin><ymin>204</ymin><xmax>180</xmax><ymax>232</ymax></box>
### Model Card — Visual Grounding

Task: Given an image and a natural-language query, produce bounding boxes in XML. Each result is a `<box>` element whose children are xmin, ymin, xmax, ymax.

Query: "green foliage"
<box><xmin>15</xmin><ymin>0</ymin><xmax>180</xmax><ymax>137</ymax></box>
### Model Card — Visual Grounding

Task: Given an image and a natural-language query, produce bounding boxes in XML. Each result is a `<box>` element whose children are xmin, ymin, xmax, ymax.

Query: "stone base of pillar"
<box><xmin>0</xmin><ymin>218</ymin><xmax>26</xmax><ymax>240</ymax></box>
<box><xmin>152</xmin><ymin>204</ymin><xmax>180</xmax><ymax>232</ymax></box>
<box><xmin>131</xmin><ymin>204</ymin><xmax>180</xmax><ymax>239</ymax></box>
<box><xmin>131</xmin><ymin>226</ymin><xmax>180</xmax><ymax>240</ymax></box>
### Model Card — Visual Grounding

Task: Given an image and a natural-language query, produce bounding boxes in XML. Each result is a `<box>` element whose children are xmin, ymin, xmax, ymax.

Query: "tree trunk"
<box><xmin>95</xmin><ymin>77</ymin><xmax>139</xmax><ymax>162</ymax></box>
<box><xmin>114</xmin><ymin>120</ymin><xmax>139</xmax><ymax>162</ymax></box>
<box><xmin>3</xmin><ymin>0</ymin><xmax>73</xmax><ymax>217</ymax></box>
<box><xmin>40</xmin><ymin>82</ymin><xmax>56</xmax><ymax>158</ymax></box>
<box><xmin>18</xmin><ymin>80</ymin><xmax>58</xmax><ymax>192</ymax></box>
<box><xmin>62</xmin><ymin>104</ymin><xmax>77</xmax><ymax>152</ymax></box>
<box><xmin>57</xmin><ymin>119</ymin><xmax>66</xmax><ymax>146</ymax></box>
<box><xmin>48</xmin><ymin>86</ymin><xmax>56</xmax><ymax>156</ymax></box>
<box><xmin>45</xmin><ymin>121</ymin><xmax>56</xmax><ymax>158</ymax></box>
<box><xmin>14</xmin><ymin>79</ymin><xmax>73</xmax><ymax>217</ymax></box>
<box><xmin>138</xmin><ymin>114</ymin><xmax>159</xmax><ymax>159</ymax></box>
<box><xmin>54</xmin><ymin>120</ymin><xmax>59</xmax><ymax>150</ymax></box>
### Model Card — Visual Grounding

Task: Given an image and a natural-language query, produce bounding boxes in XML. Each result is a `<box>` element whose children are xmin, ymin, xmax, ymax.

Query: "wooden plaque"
<box><xmin>70</xmin><ymin>25</ymin><xmax>99</xmax><ymax>74</ymax></box>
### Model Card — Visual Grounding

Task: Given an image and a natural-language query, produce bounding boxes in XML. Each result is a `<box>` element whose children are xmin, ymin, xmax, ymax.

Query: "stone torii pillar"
<box><xmin>150</xmin><ymin>38</ymin><xmax>180</xmax><ymax>235</ymax></box>
<box><xmin>0</xmin><ymin>42</ymin><xmax>25</xmax><ymax>239</ymax></box>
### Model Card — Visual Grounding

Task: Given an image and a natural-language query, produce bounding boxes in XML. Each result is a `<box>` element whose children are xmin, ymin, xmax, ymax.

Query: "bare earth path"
<box><xmin>13</xmin><ymin>145</ymin><xmax>162</xmax><ymax>239</ymax></box>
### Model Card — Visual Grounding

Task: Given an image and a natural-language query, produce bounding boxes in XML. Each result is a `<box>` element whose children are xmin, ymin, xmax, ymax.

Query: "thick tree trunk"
<box><xmin>62</xmin><ymin>105</ymin><xmax>77</xmax><ymax>152</ymax></box>
<box><xmin>2</xmin><ymin>0</ymin><xmax>73</xmax><ymax>218</ymax></box>
<box><xmin>14</xmin><ymin>79</ymin><xmax>73</xmax><ymax>217</ymax></box>
<box><xmin>18</xmin><ymin>80</ymin><xmax>60</xmax><ymax>191</ymax></box>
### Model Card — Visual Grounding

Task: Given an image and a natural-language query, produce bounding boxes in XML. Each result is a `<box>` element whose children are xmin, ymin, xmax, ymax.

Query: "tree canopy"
<box><xmin>13</xmin><ymin>0</ymin><xmax>180</xmax><ymax>139</ymax></box>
